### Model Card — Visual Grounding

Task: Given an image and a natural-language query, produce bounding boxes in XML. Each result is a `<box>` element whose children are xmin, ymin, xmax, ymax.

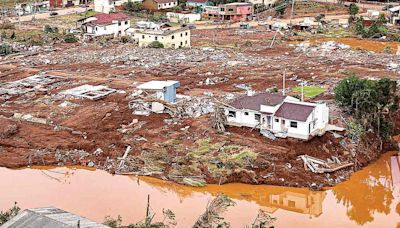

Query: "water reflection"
<box><xmin>0</xmin><ymin>153</ymin><xmax>399</xmax><ymax>227</ymax></box>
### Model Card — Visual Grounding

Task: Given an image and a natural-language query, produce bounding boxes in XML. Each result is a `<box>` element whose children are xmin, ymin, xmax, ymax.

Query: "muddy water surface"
<box><xmin>1</xmin><ymin>152</ymin><xmax>399</xmax><ymax>227</ymax></box>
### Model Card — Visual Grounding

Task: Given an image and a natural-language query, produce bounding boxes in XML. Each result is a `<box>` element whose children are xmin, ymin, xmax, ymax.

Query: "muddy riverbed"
<box><xmin>0</xmin><ymin>152</ymin><xmax>399</xmax><ymax>227</ymax></box>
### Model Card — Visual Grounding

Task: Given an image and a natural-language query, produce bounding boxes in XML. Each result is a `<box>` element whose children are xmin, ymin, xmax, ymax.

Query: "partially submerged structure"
<box><xmin>2</xmin><ymin>207</ymin><xmax>107</xmax><ymax>228</ymax></box>
<box><xmin>80</xmin><ymin>12</ymin><xmax>130</xmax><ymax>37</ymax></box>
<box><xmin>224</xmin><ymin>93</ymin><xmax>329</xmax><ymax>140</ymax></box>
<box><xmin>133</xmin><ymin>27</ymin><xmax>191</xmax><ymax>48</ymax></box>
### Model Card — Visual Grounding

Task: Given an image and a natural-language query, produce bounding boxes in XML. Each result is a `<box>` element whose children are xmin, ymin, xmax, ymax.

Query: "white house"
<box><xmin>133</xmin><ymin>27</ymin><xmax>191</xmax><ymax>49</ymax></box>
<box><xmin>166</xmin><ymin>12</ymin><xmax>201</xmax><ymax>24</ymax></box>
<box><xmin>136</xmin><ymin>80</ymin><xmax>180</xmax><ymax>102</ymax></box>
<box><xmin>81</xmin><ymin>13</ymin><xmax>130</xmax><ymax>37</ymax></box>
<box><xmin>224</xmin><ymin>93</ymin><xmax>329</xmax><ymax>140</ymax></box>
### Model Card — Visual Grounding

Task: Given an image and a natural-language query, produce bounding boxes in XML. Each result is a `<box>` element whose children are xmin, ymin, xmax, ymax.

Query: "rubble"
<box><xmin>60</xmin><ymin>84</ymin><xmax>117</xmax><ymax>100</ymax></box>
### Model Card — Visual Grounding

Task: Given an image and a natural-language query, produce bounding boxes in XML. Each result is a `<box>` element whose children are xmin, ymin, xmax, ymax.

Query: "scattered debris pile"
<box><xmin>298</xmin><ymin>155</ymin><xmax>354</xmax><ymax>173</ymax></box>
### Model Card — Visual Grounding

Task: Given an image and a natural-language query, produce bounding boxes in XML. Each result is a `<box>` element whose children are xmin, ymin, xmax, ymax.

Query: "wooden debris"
<box><xmin>298</xmin><ymin>155</ymin><xmax>353</xmax><ymax>173</ymax></box>
<box><xmin>211</xmin><ymin>105</ymin><xmax>226</xmax><ymax>133</ymax></box>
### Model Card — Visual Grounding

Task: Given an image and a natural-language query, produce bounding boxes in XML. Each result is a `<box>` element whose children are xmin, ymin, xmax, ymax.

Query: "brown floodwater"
<box><xmin>1</xmin><ymin>152</ymin><xmax>399</xmax><ymax>227</ymax></box>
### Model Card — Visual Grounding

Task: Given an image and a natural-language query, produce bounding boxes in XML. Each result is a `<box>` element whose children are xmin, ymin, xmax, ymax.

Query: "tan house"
<box><xmin>143</xmin><ymin>0</ymin><xmax>178</xmax><ymax>11</ymax></box>
<box><xmin>133</xmin><ymin>28</ymin><xmax>191</xmax><ymax>49</ymax></box>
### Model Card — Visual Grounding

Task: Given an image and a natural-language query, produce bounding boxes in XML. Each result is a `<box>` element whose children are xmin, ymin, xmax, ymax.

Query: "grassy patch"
<box><xmin>292</xmin><ymin>86</ymin><xmax>325</xmax><ymax>98</ymax></box>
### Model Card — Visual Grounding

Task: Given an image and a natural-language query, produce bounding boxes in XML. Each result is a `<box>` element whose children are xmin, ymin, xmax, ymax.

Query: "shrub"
<box><xmin>44</xmin><ymin>25</ymin><xmax>59</xmax><ymax>33</ymax></box>
<box><xmin>64</xmin><ymin>33</ymin><xmax>77</xmax><ymax>43</ymax></box>
<box><xmin>147</xmin><ymin>41</ymin><xmax>164</xmax><ymax>48</ymax></box>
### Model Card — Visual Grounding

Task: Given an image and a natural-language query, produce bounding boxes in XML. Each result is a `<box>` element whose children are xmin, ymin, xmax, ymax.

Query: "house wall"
<box><xmin>87</xmin><ymin>20</ymin><xmax>130</xmax><ymax>36</ymax></box>
<box><xmin>225</xmin><ymin>108</ymin><xmax>261</xmax><ymax>128</ymax></box>
<box><xmin>164</xmin><ymin>85</ymin><xmax>177</xmax><ymax>102</ymax></box>
<box><xmin>166</xmin><ymin>12</ymin><xmax>201</xmax><ymax>23</ymax></box>
<box><xmin>186</xmin><ymin>2</ymin><xmax>207</xmax><ymax>8</ymax></box>
<box><xmin>157</xmin><ymin>1</ymin><xmax>178</xmax><ymax>9</ymax></box>
<box><xmin>134</xmin><ymin>29</ymin><xmax>191</xmax><ymax>48</ymax></box>
<box><xmin>94</xmin><ymin>0</ymin><xmax>115</xmax><ymax>13</ymax></box>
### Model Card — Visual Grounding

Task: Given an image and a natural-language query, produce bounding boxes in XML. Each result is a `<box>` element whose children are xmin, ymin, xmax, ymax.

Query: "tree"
<box><xmin>64</xmin><ymin>33</ymin><xmax>78</xmax><ymax>43</ymax></box>
<box><xmin>147</xmin><ymin>41</ymin><xmax>164</xmax><ymax>48</ymax></box>
<box><xmin>124</xmin><ymin>0</ymin><xmax>144</xmax><ymax>12</ymax></box>
<box><xmin>348</xmin><ymin>3</ymin><xmax>359</xmax><ymax>23</ymax></box>
<box><xmin>274</xmin><ymin>0</ymin><xmax>287</xmax><ymax>16</ymax></box>
<box><xmin>0</xmin><ymin>202</ymin><xmax>20</xmax><ymax>225</ymax></box>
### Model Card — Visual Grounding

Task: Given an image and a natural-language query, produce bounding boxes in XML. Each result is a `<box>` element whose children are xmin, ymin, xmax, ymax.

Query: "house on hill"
<box><xmin>186</xmin><ymin>0</ymin><xmax>209</xmax><ymax>9</ymax></box>
<box><xmin>224</xmin><ymin>93</ymin><xmax>329</xmax><ymax>140</ymax></box>
<box><xmin>143</xmin><ymin>0</ymin><xmax>178</xmax><ymax>11</ymax></box>
<box><xmin>80</xmin><ymin>12</ymin><xmax>130</xmax><ymax>37</ymax></box>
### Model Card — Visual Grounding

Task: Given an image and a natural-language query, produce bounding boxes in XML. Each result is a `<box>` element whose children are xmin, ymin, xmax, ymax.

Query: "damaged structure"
<box><xmin>224</xmin><ymin>93</ymin><xmax>329</xmax><ymax>140</ymax></box>
<box><xmin>61</xmin><ymin>84</ymin><xmax>117</xmax><ymax>100</ymax></box>
<box><xmin>136</xmin><ymin>80</ymin><xmax>180</xmax><ymax>102</ymax></box>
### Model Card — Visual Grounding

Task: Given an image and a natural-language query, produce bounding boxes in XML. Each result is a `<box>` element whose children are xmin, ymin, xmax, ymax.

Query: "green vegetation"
<box><xmin>274</xmin><ymin>0</ymin><xmax>287</xmax><ymax>16</ymax></box>
<box><xmin>354</xmin><ymin>14</ymin><xmax>388</xmax><ymax>39</ymax></box>
<box><xmin>124</xmin><ymin>0</ymin><xmax>144</xmax><ymax>12</ymax></box>
<box><xmin>292</xmin><ymin>86</ymin><xmax>325</xmax><ymax>98</ymax></box>
<box><xmin>44</xmin><ymin>25</ymin><xmax>59</xmax><ymax>33</ymax></box>
<box><xmin>64</xmin><ymin>33</ymin><xmax>78</xmax><ymax>43</ymax></box>
<box><xmin>0</xmin><ymin>44</ymin><xmax>13</xmax><ymax>55</ymax></box>
<box><xmin>335</xmin><ymin>75</ymin><xmax>399</xmax><ymax>143</ymax></box>
<box><xmin>147</xmin><ymin>41</ymin><xmax>164</xmax><ymax>48</ymax></box>
<box><xmin>348</xmin><ymin>3</ymin><xmax>359</xmax><ymax>23</ymax></box>
<box><xmin>0</xmin><ymin>202</ymin><xmax>20</xmax><ymax>225</ymax></box>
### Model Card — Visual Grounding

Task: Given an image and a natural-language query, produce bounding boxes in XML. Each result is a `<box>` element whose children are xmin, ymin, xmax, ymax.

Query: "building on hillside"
<box><xmin>2</xmin><ymin>207</ymin><xmax>107</xmax><ymax>228</ymax></box>
<box><xmin>136</xmin><ymin>80</ymin><xmax>180</xmax><ymax>102</ymax></box>
<box><xmin>133</xmin><ymin>27</ymin><xmax>191</xmax><ymax>48</ymax></box>
<box><xmin>203</xmin><ymin>2</ymin><xmax>253</xmax><ymax>22</ymax></box>
<box><xmin>224</xmin><ymin>93</ymin><xmax>329</xmax><ymax>140</ymax></box>
<box><xmin>15</xmin><ymin>1</ymin><xmax>49</xmax><ymax>16</ymax></box>
<box><xmin>186</xmin><ymin>0</ymin><xmax>209</xmax><ymax>9</ymax></box>
<box><xmin>80</xmin><ymin>12</ymin><xmax>130</xmax><ymax>37</ymax></box>
<box><xmin>94</xmin><ymin>0</ymin><xmax>131</xmax><ymax>14</ymax></box>
<box><xmin>143</xmin><ymin>0</ymin><xmax>178</xmax><ymax>11</ymax></box>
<box><xmin>166</xmin><ymin>12</ymin><xmax>201</xmax><ymax>23</ymax></box>
<box><xmin>50</xmin><ymin>0</ymin><xmax>80</xmax><ymax>8</ymax></box>
<box><xmin>245</xmin><ymin>0</ymin><xmax>276</xmax><ymax>7</ymax></box>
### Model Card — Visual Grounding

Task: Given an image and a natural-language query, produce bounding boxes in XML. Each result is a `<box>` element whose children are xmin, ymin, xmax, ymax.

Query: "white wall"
<box><xmin>166</xmin><ymin>12</ymin><xmax>201</xmax><ymax>23</ymax></box>
<box><xmin>134</xmin><ymin>29</ymin><xmax>191</xmax><ymax>48</ymax></box>
<box><xmin>87</xmin><ymin>20</ymin><xmax>130</xmax><ymax>36</ymax></box>
<box><xmin>225</xmin><ymin>109</ymin><xmax>261</xmax><ymax>128</ymax></box>
<box><xmin>158</xmin><ymin>1</ymin><xmax>177</xmax><ymax>9</ymax></box>
<box><xmin>94</xmin><ymin>0</ymin><xmax>115</xmax><ymax>13</ymax></box>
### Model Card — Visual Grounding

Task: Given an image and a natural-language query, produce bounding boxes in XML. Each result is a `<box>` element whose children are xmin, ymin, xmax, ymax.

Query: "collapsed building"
<box><xmin>224</xmin><ymin>93</ymin><xmax>330</xmax><ymax>140</ymax></box>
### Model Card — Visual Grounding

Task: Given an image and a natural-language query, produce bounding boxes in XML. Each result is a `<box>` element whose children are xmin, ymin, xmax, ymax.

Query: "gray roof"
<box><xmin>2</xmin><ymin>207</ymin><xmax>109</xmax><ymax>228</ymax></box>
<box><xmin>229</xmin><ymin>93</ymin><xmax>286</xmax><ymax>111</ymax></box>
<box><xmin>274</xmin><ymin>102</ymin><xmax>315</xmax><ymax>122</ymax></box>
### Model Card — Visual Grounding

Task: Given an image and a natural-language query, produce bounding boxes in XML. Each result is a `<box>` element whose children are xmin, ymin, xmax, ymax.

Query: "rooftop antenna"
<box><xmin>282</xmin><ymin>68</ymin><xmax>286</xmax><ymax>96</ymax></box>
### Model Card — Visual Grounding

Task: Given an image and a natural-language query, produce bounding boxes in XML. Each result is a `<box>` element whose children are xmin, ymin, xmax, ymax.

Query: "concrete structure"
<box><xmin>16</xmin><ymin>1</ymin><xmax>49</xmax><ymax>15</ymax></box>
<box><xmin>2</xmin><ymin>207</ymin><xmax>108</xmax><ymax>228</ymax></box>
<box><xmin>137</xmin><ymin>80</ymin><xmax>180</xmax><ymax>102</ymax></box>
<box><xmin>94</xmin><ymin>0</ymin><xmax>131</xmax><ymax>14</ymax></box>
<box><xmin>186</xmin><ymin>0</ymin><xmax>209</xmax><ymax>8</ymax></box>
<box><xmin>133</xmin><ymin>27</ymin><xmax>191</xmax><ymax>49</ymax></box>
<box><xmin>81</xmin><ymin>12</ymin><xmax>130</xmax><ymax>37</ymax></box>
<box><xmin>166</xmin><ymin>12</ymin><xmax>201</xmax><ymax>23</ymax></box>
<box><xmin>50</xmin><ymin>0</ymin><xmax>80</xmax><ymax>8</ymax></box>
<box><xmin>246</xmin><ymin>0</ymin><xmax>276</xmax><ymax>7</ymax></box>
<box><xmin>224</xmin><ymin>93</ymin><xmax>329</xmax><ymax>140</ymax></box>
<box><xmin>203</xmin><ymin>2</ymin><xmax>253</xmax><ymax>22</ymax></box>
<box><xmin>143</xmin><ymin>0</ymin><xmax>178</xmax><ymax>11</ymax></box>
<box><xmin>389</xmin><ymin>6</ymin><xmax>400</xmax><ymax>25</ymax></box>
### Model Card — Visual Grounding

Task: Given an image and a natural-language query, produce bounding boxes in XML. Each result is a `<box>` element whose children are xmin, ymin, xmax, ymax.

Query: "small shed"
<box><xmin>137</xmin><ymin>80</ymin><xmax>180</xmax><ymax>102</ymax></box>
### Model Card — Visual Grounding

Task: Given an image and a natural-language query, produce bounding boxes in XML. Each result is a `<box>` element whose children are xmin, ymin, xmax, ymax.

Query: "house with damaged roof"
<box><xmin>224</xmin><ymin>93</ymin><xmax>329</xmax><ymax>140</ymax></box>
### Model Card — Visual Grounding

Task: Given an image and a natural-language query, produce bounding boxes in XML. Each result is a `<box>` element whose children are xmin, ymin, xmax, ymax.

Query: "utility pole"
<box><xmin>282</xmin><ymin>68</ymin><xmax>286</xmax><ymax>96</ymax></box>
<box><xmin>301</xmin><ymin>80</ymin><xmax>304</xmax><ymax>101</ymax></box>
<box><xmin>289</xmin><ymin>0</ymin><xmax>295</xmax><ymax>26</ymax></box>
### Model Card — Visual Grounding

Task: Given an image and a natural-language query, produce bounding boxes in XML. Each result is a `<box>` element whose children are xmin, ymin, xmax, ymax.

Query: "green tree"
<box><xmin>348</xmin><ymin>3</ymin><xmax>359</xmax><ymax>23</ymax></box>
<box><xmin>124</xmin><ymin>0</ymin><xmax>144</xmax><ymax>12</ymax></box>
<box><xmin>0</xmin><ymin>202</ymin><xmax>20</xmax><ymax>225</ymax></box>
<box><xmin>64</xmin><ymin>33</ymin><xmax>78</xmax><ymax>43</ymax></box>
<box><xmin>147</xmin><ymin>41</ymin><xmax>164</xmax><ymax>48</ymax></box>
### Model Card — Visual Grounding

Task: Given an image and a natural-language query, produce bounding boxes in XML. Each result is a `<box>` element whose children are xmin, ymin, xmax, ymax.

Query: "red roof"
<box><xmin>274</xmin><ymin>102</ymin><xmax>315</xmax><ymax>122</ymax></box>
<box><xmin>229</xmin><ymin>93</ymin><xmax>286</xmax><ymax>111</ymax></box>
<box><xmin>89</xmin><ymin>13</ymin><xmax>129</xmax><ymax>25</ymax></box>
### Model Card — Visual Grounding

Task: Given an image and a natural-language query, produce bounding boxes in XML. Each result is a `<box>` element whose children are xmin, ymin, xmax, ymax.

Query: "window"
<box><xmin>185</xmin><ymin>32</ymin><xmax>188</xmax><ymax>36</ymax></box>
<box><xmin>180</xmin><ymin>41</ymin><xmax>183</xmax><ymax>46</ymax></box>
<box><xmin>255</xmin><ymin>114</ymin><xmax>261</xmax><ymax>121</ymax></box>
<box><xmin>220</xmin><ymin>8</ymin><xmax>225</xmax><ymax>11</ymax></box>
<box><xmin>185</xmin><ymin>40</ymin><xmax>187</xmax><ymax>44</ymax></box>
<box><xmin>95</xmin><ymin>27</ymin><xmax>98</xmax><ymax>31</ymax></box>
<box><xmin>118</xmin><ymin>22</ymin><xmax>121</xmax><ymax>26</ymax></box>
<box><xmin>172</xmin><ymin>35</ymin><xmax>175</xmax><ymax>39</ymax></box>
<box><xmin>180</xmin><ymin>33</ymin><xmax>183</xmax><ymax>37</ymax></box>
<box><xmin>169</xmin><ymin>2</ymin><xmax>171</xmax><ymax>5</ymax></box>
<box><xmin>155</xmin><ymin>36</ymin><xmax>158</xmax><ymax>40</ymax></box>
<box><xmin>244</xmin><ymin>112</ymin><xmax>249</xmax><ymax>116</ymax></box>
<box><xmin>275</xmin><ymin>118</ymin><xmax>279</xmax><ymax>123</ymax></box>
<box><xmin>290</xmin><ymin>121</ymin><xmax>297</xmax><ymax>128</ymax></box>
<box><xmin>125</xmin><ymin>21</ymin><xmax>128</xmax><ymax>25</ymax></box>
<box><xmin>288</xmin><ymin>200</ymin><xmax>296</xmax><ymax>207</ymax></box>
<box><xmin>142</xmin><ymin>35</ymin><xmax>145</xmax><ymax>39</ymax></box>
<box><xmin>228</xmin><ymin>111</ymin><xmax>236</xmax><ymax>118</ymax></box>
<box><xmin>228</xmin><ymin>8</ymin><xmax>233</xmax><ymax>11</ymax></box>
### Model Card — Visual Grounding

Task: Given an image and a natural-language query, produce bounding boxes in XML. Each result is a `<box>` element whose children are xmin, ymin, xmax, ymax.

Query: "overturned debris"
<box><xmin>61</xmin><ymin>84</ymin><xmax>116</xmax><ymax>100</ymax></box>
<box><xmin>0</xmin><ymin>74</ymin><xmax>66</xmax><ymax>96</ymax></box>
<box><xmin>298</xmin><ymin>155</ymin><xmax>353</xmax><ymax>174</ymax></box>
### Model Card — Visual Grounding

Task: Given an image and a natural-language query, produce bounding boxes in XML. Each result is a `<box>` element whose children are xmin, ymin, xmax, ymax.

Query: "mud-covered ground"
<box><xmin>0</xmin><ymin>27</ymin><xmax>399</xmax><ymax>188</ymax></box>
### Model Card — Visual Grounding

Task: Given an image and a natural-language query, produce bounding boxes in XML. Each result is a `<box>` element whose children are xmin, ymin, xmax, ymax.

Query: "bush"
<box><xmin>44</xmin><ymin>25</ymin><xmax>59</xmax><ymax>33</ymax></box>
<box><xmin>0</xmin><ymin>202</ymin><xmax>20</xmax><ymax>225</ymax></box>
<box><xmin>64</xmin><ymin>33</ymin><xmax>77</xmax><ymax>43</ymax></box>
<box><xmin>124</xmin><ymin>0</ymin><xmax>143</xmax><ymax>12</ymax></box>
<box><xmin>147</xmin><ymin>41</ymin><xmax>164</xmax><ymax>48</ymax></box>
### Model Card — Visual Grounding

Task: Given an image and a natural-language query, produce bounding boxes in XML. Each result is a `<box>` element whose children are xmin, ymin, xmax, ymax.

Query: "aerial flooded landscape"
<box><xmin>0</xmin><ymin>0</ymin><xmax>399</xmax><ymax>227</ymax></box>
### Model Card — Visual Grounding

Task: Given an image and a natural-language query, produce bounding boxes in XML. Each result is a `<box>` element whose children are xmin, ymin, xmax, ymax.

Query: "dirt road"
<box><xmin>7</xmin><ymin>7</ymin><xmax>89</xmax><ymax>23</ymax></box>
